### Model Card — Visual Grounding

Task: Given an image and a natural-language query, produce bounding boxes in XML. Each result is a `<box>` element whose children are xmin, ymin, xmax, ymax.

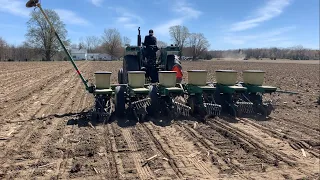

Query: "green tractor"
<box><xmin>115</xmin><ymin>27</ymin><xmax>185</xmax><ymax>121</ymax></box>
<box><xmin>118</xmin><ymin>27</ymin><xmax>181</xmax><ymax>84</ymax></box>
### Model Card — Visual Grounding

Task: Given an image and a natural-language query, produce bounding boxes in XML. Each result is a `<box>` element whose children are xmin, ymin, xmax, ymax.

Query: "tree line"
<box><xmin>0</xmin><ymin>8</ymin><xmax>318</xmax><ymax>61</ymax></box>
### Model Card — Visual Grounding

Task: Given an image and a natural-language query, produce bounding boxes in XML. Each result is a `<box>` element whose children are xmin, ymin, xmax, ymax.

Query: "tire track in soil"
<box><xmin>170</xmin><ymin>123</ymin><xmax>221</xmax><ymax>176</ymax></box>
<box><xmin>173</xmin><ymin>122</ymin><xmax>240</xmax><ymax>178</ymax></box>
<box><xmin>110</xmin><ymin>123</ymin><xmax>141</xmax><ymax>179</ymax></box>
<box><xmin>239</xmin><ymin>118</ymin><xmax>320</xmax><ymax>158</ymax></box>
<box><xmin>259</xmin><ymin>117</ymin><xmax>320</xmax><ymax>153</ymax></box>
<box><xmin>0</xmin><ymin>62</ymin><xmax>86</xmax><ymax>121</ymax></box>
<box><xmin>133</xmin><ymin>124</ymin><xmax>179</xmax><ymax>179</ymax></box>
<box><xmin>0</xmin><ymin>63</ymin><xmax>86</xmax><ymax>179</ymax></box>
<box><xmin>208</xmin><ymin>119</ymin><xmax>296</xmax><ymax>165</ymax></box>
<box><xmin>142</xmin><ymin>122</ymin><xmax>224</xmax><ymax>179</ymax></box>
<box><xmin>180</xmin><ymin>121</ymin><xmax>272</xmax><ymax>177</ymax></box>
<box><xmin>121</xmin><ymin>127</ymin><xmax>155</xmax><ymax>179</ymax></box>
<box><xmin>140</xmin><ymin>123</ymin><xmax>184</xmax><ymax>179</ymax></box>
<box><xmin>271</xmin><ymin>116</ymin><xmax>320</xmax><ymax>133</ymax></box>
<box><xmin>214</xmin><ymin>118</ymin><xmax>320</xmax><ymax>177</ymax></box>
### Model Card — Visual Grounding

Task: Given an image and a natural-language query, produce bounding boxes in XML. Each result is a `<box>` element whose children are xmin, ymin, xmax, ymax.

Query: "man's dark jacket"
<box><xmin>144</xmin><ymin>35</ymin><xmax>157</xmax><ymax>46</ymax></box>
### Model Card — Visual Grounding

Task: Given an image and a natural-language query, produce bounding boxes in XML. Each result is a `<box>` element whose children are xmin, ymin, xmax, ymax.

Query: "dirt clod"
<box><xmin>70</xmin><ymin>163</ymin><xmax>81</xmax><ymax>173</ymax></box>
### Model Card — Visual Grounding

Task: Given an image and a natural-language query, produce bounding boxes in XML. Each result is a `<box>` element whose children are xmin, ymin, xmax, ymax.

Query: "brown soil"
<box><xmin>0</xmin><ymin>60</ymin><xmax>319</xmax><ymax>179</ymax></box>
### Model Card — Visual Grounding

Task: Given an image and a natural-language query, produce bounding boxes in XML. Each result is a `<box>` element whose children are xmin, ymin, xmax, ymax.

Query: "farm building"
<box><xmin>87</xmin><ymin>53</ymin><xmax>100</xmax><ymax>60</ymax></box>
<box><xmin>70</xmin><ymin>48</ymin><xmax>112</xmax><ymax>61</ymax></box>
<box><xmin>70</xmin><ymin>48</ymin><xmax>87</xmax><ymax>60</ymax></box>
<box><xmin>87</xmin><ymin>53</ymin><xmax>112</xmax><ymax>61</ymax></box>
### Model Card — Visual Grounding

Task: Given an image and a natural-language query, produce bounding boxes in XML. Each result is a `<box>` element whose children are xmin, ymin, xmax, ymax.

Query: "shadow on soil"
<box><xmin>62</xmin><ymin>109</ymin><xmax>202</xmax><ymax>128</ymax></box>
<box><xmin>46</xmin><ymin>109</ymin><xmax>271</xmax><ymax>129</ymax></box>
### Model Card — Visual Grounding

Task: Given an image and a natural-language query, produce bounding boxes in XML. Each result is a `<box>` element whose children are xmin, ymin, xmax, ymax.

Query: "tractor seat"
<box><xmin>132</xmin><ymin>87</ymin><xmax>150</xmax><ymax>94</ymax></box>
<box><xmin>95</xmin><ymin>88</ymin><xmax>113</xmax><ymax>94</ymax></box>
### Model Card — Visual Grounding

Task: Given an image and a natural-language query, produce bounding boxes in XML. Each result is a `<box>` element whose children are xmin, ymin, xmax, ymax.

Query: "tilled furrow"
<box><xmin>212</xmin><ymin>118</ymin><xmax>320</xmax><ymax>176</ymax></box>
<box><xmin>0</xmin><ymin>62</ymin><xmax>87</xmax><ymax>122</ymax></box>
<box><xmin>121</xmin><ymin>128</ymin><xmax>155</xmax><ymax>180</ymax></box>
<box><xmin>111</xmin><ymin>122</ymin><xmax>141</xmax><ymax>179</ymax></box>
<box><xmin>142</xmin><ymin>122</ymin><xmax>223</xmax><ymax>179</ymax></box>
<box><xmin>174</xmin><ymin>122</ymin><xmax>241</xmax><ymax>177</ymax></box>
<box><xmin>0</xmin><ymin>64</ymin><xmax>63</xmax><ymax>89</ymax></box>
<box><xmin>210</xmin><ymin>119</ymin><xmax>298</xmax><ymax>165</ymax></box>
<box><xmin>133</xmin><ymin>124</ymin><xmax>178</xmax><ymax>179</ymax></box>
<box><xmin>31</xmin><ymin>73</ymin><xmax>85</xmax><ymax>179</ymax></box>
<box><xmin>140</xmin><ymin>123</ymin><xmax>184</xmax><ymax>179</ymax></box>
<box><xmin>239</xmin><ymin>118</ymin><xmax>320</xmax><ymax>158</ymax></box>
<box><xmin>0</xmin><ymin>65</ymin><xmax>86</xmax><ymax>179</ymax></box>
<box><xmin>184</xmin><ymin>120</ymin><xmax>274</xmax><ymax>174</ymax></box>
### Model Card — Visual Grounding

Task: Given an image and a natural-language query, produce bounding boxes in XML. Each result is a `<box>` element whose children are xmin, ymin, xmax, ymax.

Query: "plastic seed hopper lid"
<box><xmin>94</xmin><ymin>71</ymin><xmax>112</xmax><ymax>74</ymax></box>
<box><xmin>215</xmin><ymin>70</ymin><xmax>237</xmax><ymax>72</ymax></box>
<box><xmin>243</xmin><ymin>70</ymin><xmax>265</xmax><ymax>73</ymax></box>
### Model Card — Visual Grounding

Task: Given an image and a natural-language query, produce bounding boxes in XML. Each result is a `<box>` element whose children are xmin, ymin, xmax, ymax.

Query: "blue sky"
<box><xmin>0</xmin><ymin>0</ymin><xmax>319</xmax><ymax>50</ymax></box>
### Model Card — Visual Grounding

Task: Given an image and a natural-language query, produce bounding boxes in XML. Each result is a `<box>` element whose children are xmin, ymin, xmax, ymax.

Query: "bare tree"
<box><xmin>187</xmin><ymin>33</ymin><xmax>210</xmax><ymax>60</ymax></box>
<box><xmin>101</xmin><ymin>28</ymin><xmax>122</xmax><ymax>60</ymax></box>
<box><xmin>25</xmin><ymin>9</ymin><xmax>69</xmax><ymax>61</ymax></box>
<box><xmin>123</xmin><ymin>36</ymin><xmax>131</xmax><ymax>46</ymax></box>
<box><xmin>80</xmin><ymin>36</ymin><xmax>102</xmax><ymax>52</ymax></box>
<box><xmin>0</xmin><ymin>37</ymin><xmax>7</xmax><ymax>61</ymax></box>
<box><xmin>169</xmin><ymin>25</ymin><xmax>190</xmax><ymax>57</ymax></box>
<box><xmin>157</xmin><ymin>40</ymin><xmax>167</xmax><ymax>48</ymax></box>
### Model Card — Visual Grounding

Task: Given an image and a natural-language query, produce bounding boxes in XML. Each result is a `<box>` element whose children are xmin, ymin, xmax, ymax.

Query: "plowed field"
<box><xmin>0</xmin><ymin>60</ymin><xmax>319</xmax><ymax>180</ymax></box>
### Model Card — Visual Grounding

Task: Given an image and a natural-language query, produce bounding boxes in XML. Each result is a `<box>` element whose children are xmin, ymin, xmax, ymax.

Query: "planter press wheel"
<box><xmin>118</xmin><ymin>68</ymin><xmax>124</xmax><ymax>84</ymax></box>
<box><xmin>115</xmin><ymin>86</ymin><xmax>125</xmax><ymax>118</ymax></box>
<box><xmin>147</xmin><ymin>85</ymin><xmax>159</xmax><ymax>118</ymax></box>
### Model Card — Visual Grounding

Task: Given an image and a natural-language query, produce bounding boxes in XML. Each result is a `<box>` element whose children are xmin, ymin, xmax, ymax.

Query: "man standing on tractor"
<box><xmin>143</xmin><ymin>29</ymin><xmax>158</xmax><ymax>60</ymax></box>
<box><xmin>144</xmin><ymin>29</ymin><xmax>157</xmax><ymax>47</ymax></box>
<box><xmin>143</xmin><ymin>29</ymin><xmax>159</xmax><ymax>83</ymax></box>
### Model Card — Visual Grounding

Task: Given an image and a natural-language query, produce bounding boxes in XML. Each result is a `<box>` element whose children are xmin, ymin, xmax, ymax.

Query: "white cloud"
<box><xmin>90</xmin><ymin>0</ymin><xmax>103</xmax><ymax>7</ymax></box>
<box><xmin>153</xmin><ymin>19</ymin><xmax>184</xmax><ymax>36</ymax></box>
<box><xmin>230</xmin><ymin>0</ymin><xmax>292</xmax><ymax>32</ymax></box>
<box><xmin>109</xmin><ymin>7</ymin><xmax>143</xmax><ymax>29</ymax></box>
<box><xmin>153</xmin><ymin>0</ymin><xmax>202</xmax><ymax>36</ymax></box>
<box><xmin>54</xmin><ymin>9</ymin><xmax>90</xmax><ymax>26</ymax></box>
<box><xmin>0</xmin><ymin>0</ymin><xmax>30</xmax><ymax>17</ymax></box>
<box><xmin>224</xmin><ymin>26</ymin><xmax>296</xmax><ymax>46</ymax></box>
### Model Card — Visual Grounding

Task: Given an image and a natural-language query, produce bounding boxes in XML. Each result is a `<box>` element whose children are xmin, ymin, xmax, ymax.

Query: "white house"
<box><xmin>98</xmin><ymin>53</ymin><xmax>112</xmax><ymax>61</ymax></box>
<box><xmin>87</xmin><ymin>53</ymin><xmax>100</xmax><ymax>60</ymax></box>
<box><xmin>70</xmin><ymin>48</ymin><xmax>112</xmax><ymax>61</ymax></box>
